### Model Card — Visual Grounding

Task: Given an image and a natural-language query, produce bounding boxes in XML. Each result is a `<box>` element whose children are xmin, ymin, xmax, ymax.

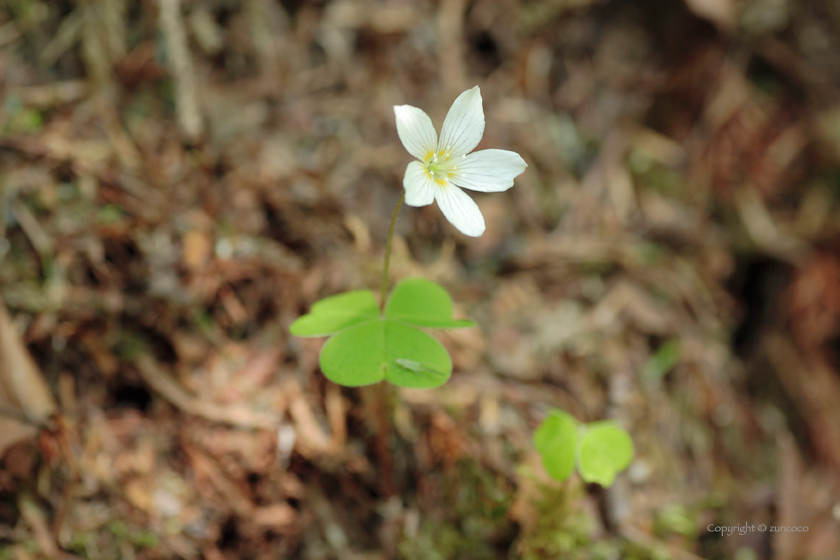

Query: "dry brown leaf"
<box><xmin>0</xmin><ymin>419</ymin><xmax>38</xmax><ymax>461</ymax></box>
<box><xmin>735</xmin><ymin>187</ymin><xmax>810</xmax><ymax>262</ymax></box>
<box><xmin>787</xmin><ymin>253</ymin><xmax>840</xmax><ymax>352</ymax></box>
<box><xmin>18</xmin><ymin>493</ymin><xmax>59</xmax><ymax>558</ymax></box>
<box><xmin>324</xmin><ymin>383</ymin><xmax>347</xmax><ymax>450</ymax></box>
<box><xmin>185</xmin><ymin>446</ymin><xmax>254</xmax><ymax>518</ymax></box>
<box><xmin>764</xmin><ymin>333</ymin><xmax>840</xmax><ymax>471</ymax></box>
<box><xmin>234</xmin><ymin>348</ymin><xmax>283</xmax><ymax>393</ymax></box>
<box><xmin>427</xmin><ymin>411</ymin><xmax>465</xmax><ymax>469</ymax></box>
<box><xmin>591</xmin><ymin>280</ymin><xmax>674</xmax><ymax>335</ymax></box>
<box><xmin>253</xmin><ymin>503</ymin><xmax>297</xmax><ymax>527</ymax></box>
<box><xmin>683</xmin><ymin>0</ymin><xmax>735</xmax><ymax>29</ymax></box>
<box><xmin>0</xmin><ymin>301</ymin><xmax>57</xmax><ymax>438</ymax></box>
<box><xmin>774</xmin><ymin>433</ymin><xmax>840</xmax><ymax>559</ymax></box>
<box><xmin>815</xmin><ymin>106</ymin><xmax>840</xmax><ymax>163</ymax></box>
<box><xmin>286</xmin><ymin>379</ymin><xmax>334</xmax><ymax>457</ymax></box>
<box><xmin>183</xmin><ymin>230</ymin><xmax>212</xmax><ymax>270</ymax></box>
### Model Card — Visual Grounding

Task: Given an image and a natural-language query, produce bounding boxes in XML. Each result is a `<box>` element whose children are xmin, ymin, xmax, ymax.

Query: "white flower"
<box><xmin>394</xmin><ymin>86</ymin><xmax>527</xmax><ymax>237</ymax></box>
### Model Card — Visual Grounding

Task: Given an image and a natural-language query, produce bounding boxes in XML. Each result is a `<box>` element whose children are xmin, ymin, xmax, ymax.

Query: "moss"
<box><xmin>515</xmin><ymin>482</ymin><xmax>597</xmax><ymax>560</ymax></box>
<box><xmin>399</xmin><ymin>460</ymin><xmax>514</xmax><ymax>560</ymax></box>
<box><xmin>516</xmin><ymin>478</ymin><xmax>679</xmax><ymax>560</ymax></box>
<box><xmin>131</xmin><ymin>529</ymin><xmax>160</xmax><ymax>549</ymax></box>
<box><xmin>654</xmin><ymin>505</ymin><xmax>697</xmax><ymax>539</ymax></box>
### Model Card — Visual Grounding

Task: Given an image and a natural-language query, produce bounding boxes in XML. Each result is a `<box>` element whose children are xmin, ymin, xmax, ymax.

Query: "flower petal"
<box><xmin>434</xmin><ymin>184</ymin><xmax>485</xmax><ymax>237</ymax></box>
<box><xmin>394</xmin><ymin>105</ymin><xmax>438</xmax><ymax>161</ymax></box>
<box><xmin>449</xmin><ymin>149</ymin><xmax>528</xmax><ymax>192</ymax></box>
<box><xmin>438</xmin><ymin>86</ymin><xmax>485</xmax><ymax>158</ymax></box>
<box><xmin>402</xmin><ymin>161</ymin><xmax>436</xmax><ymax>207</ymax></box>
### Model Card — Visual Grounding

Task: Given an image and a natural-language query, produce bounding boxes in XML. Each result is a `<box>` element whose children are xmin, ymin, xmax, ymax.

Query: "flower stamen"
<box><xmin>424</xmin><ymin>150</ymin><xmax>458</xmax><ymax>186</ymax></box>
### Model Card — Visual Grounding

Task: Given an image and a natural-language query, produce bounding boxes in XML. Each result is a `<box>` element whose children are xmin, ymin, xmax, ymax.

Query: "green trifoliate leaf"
<box><xmin>290</xmin><ymin>290</ymin><xmax>378</xmax><ymax>337</ymax></box>
<box><xmin>533</xmin><ymin>410</ymin><xmax>578</xmax><ymax>481</ymax></box>
<box><xmin>385</xmin><ymin>278</ymin><xmax>474</xmax><ymax>329</ymax></box>
<box><xmin>577</xmin><ymin>422</ymin><xmax>634</xmax><ymax>486</ymax></box>
<box><xmin>319</xmin><ymin>318</ymin><xmax>452</xmax><ymax>388</ymax></box>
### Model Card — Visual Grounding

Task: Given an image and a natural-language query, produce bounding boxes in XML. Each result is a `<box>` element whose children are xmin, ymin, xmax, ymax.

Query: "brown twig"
<box><xmin>158</xmin><ymin>0</ymin><xmax>202</xmax><ymax>140</ymax></box>
<box><xmin>136</xmin><ymin>354</ymin><xmax>280</xmax><ymax>430</ymax></box>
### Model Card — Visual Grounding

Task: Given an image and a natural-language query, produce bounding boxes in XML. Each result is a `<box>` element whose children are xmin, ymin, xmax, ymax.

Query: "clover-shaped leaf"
<box><xmin>289</xmin><ymin>290</ymin><xmax>379</xmax><ymax>337</ymax></box>
<box><xmin>577</xmin><ymin>422</ymin><xmax>634</xmax><ymax>486</ymax></box>
<box><xmin>386</xmin><ymin>278</ymin><xmax>475</xmax><ymax>329</ymax></box>
<box><xmin>290</xmin><ymin>279</ymin><xmax>471</xmax><ymax>388</ymax></box>
<box><xmin>533</xmin><ymin>410</ymin><xmax>577</xmax><ymax>481</ymax></box>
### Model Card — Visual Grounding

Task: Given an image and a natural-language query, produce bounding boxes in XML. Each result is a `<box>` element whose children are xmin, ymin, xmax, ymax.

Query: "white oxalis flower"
<box><xmin>394</xmin><ymin>86</ymin><xmax>527</xmax><ymax>237</ymax></box>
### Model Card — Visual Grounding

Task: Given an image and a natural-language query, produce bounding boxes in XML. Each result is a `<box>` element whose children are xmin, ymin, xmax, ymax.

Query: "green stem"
<box><xmin>374</xmin><ymin>193</ymin><xmax>403</xmax><ymax>500</ymax></box>
<box><xmin>379</xmin><ymin>193</ymin><xmax>405</xmax><ymax>313</ymax></box>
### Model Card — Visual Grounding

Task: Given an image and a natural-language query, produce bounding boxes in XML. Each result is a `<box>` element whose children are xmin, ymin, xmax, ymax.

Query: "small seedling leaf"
<box><xmin>577</xmin><ymin>422</ymin><xmax>634</xmax><ymax>486</ymax></box>
<box><xmin>533</xmin><ymin>409</ymin><xmax>578</xmax><ymax>481</ymax></box>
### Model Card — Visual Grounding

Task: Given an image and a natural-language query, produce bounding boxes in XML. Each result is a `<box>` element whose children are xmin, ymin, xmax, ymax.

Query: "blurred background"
<box><xmin>1</xmin><ymin>0</ymin><xmax>840</xmax><ymax>558</ymax></box>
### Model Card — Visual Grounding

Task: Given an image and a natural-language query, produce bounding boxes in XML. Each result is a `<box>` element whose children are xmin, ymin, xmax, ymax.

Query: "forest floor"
<box><xmin>1</xmin><ymin>0</ymin><xmax>840</xmax><ymax>559</ymax></box>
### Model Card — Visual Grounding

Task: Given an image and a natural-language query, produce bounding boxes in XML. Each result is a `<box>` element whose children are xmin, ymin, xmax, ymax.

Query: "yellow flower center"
<box><xmin>423</xmin><ymin>149</ymin><xmax>459</xmax><ymax>186</ymax></box>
